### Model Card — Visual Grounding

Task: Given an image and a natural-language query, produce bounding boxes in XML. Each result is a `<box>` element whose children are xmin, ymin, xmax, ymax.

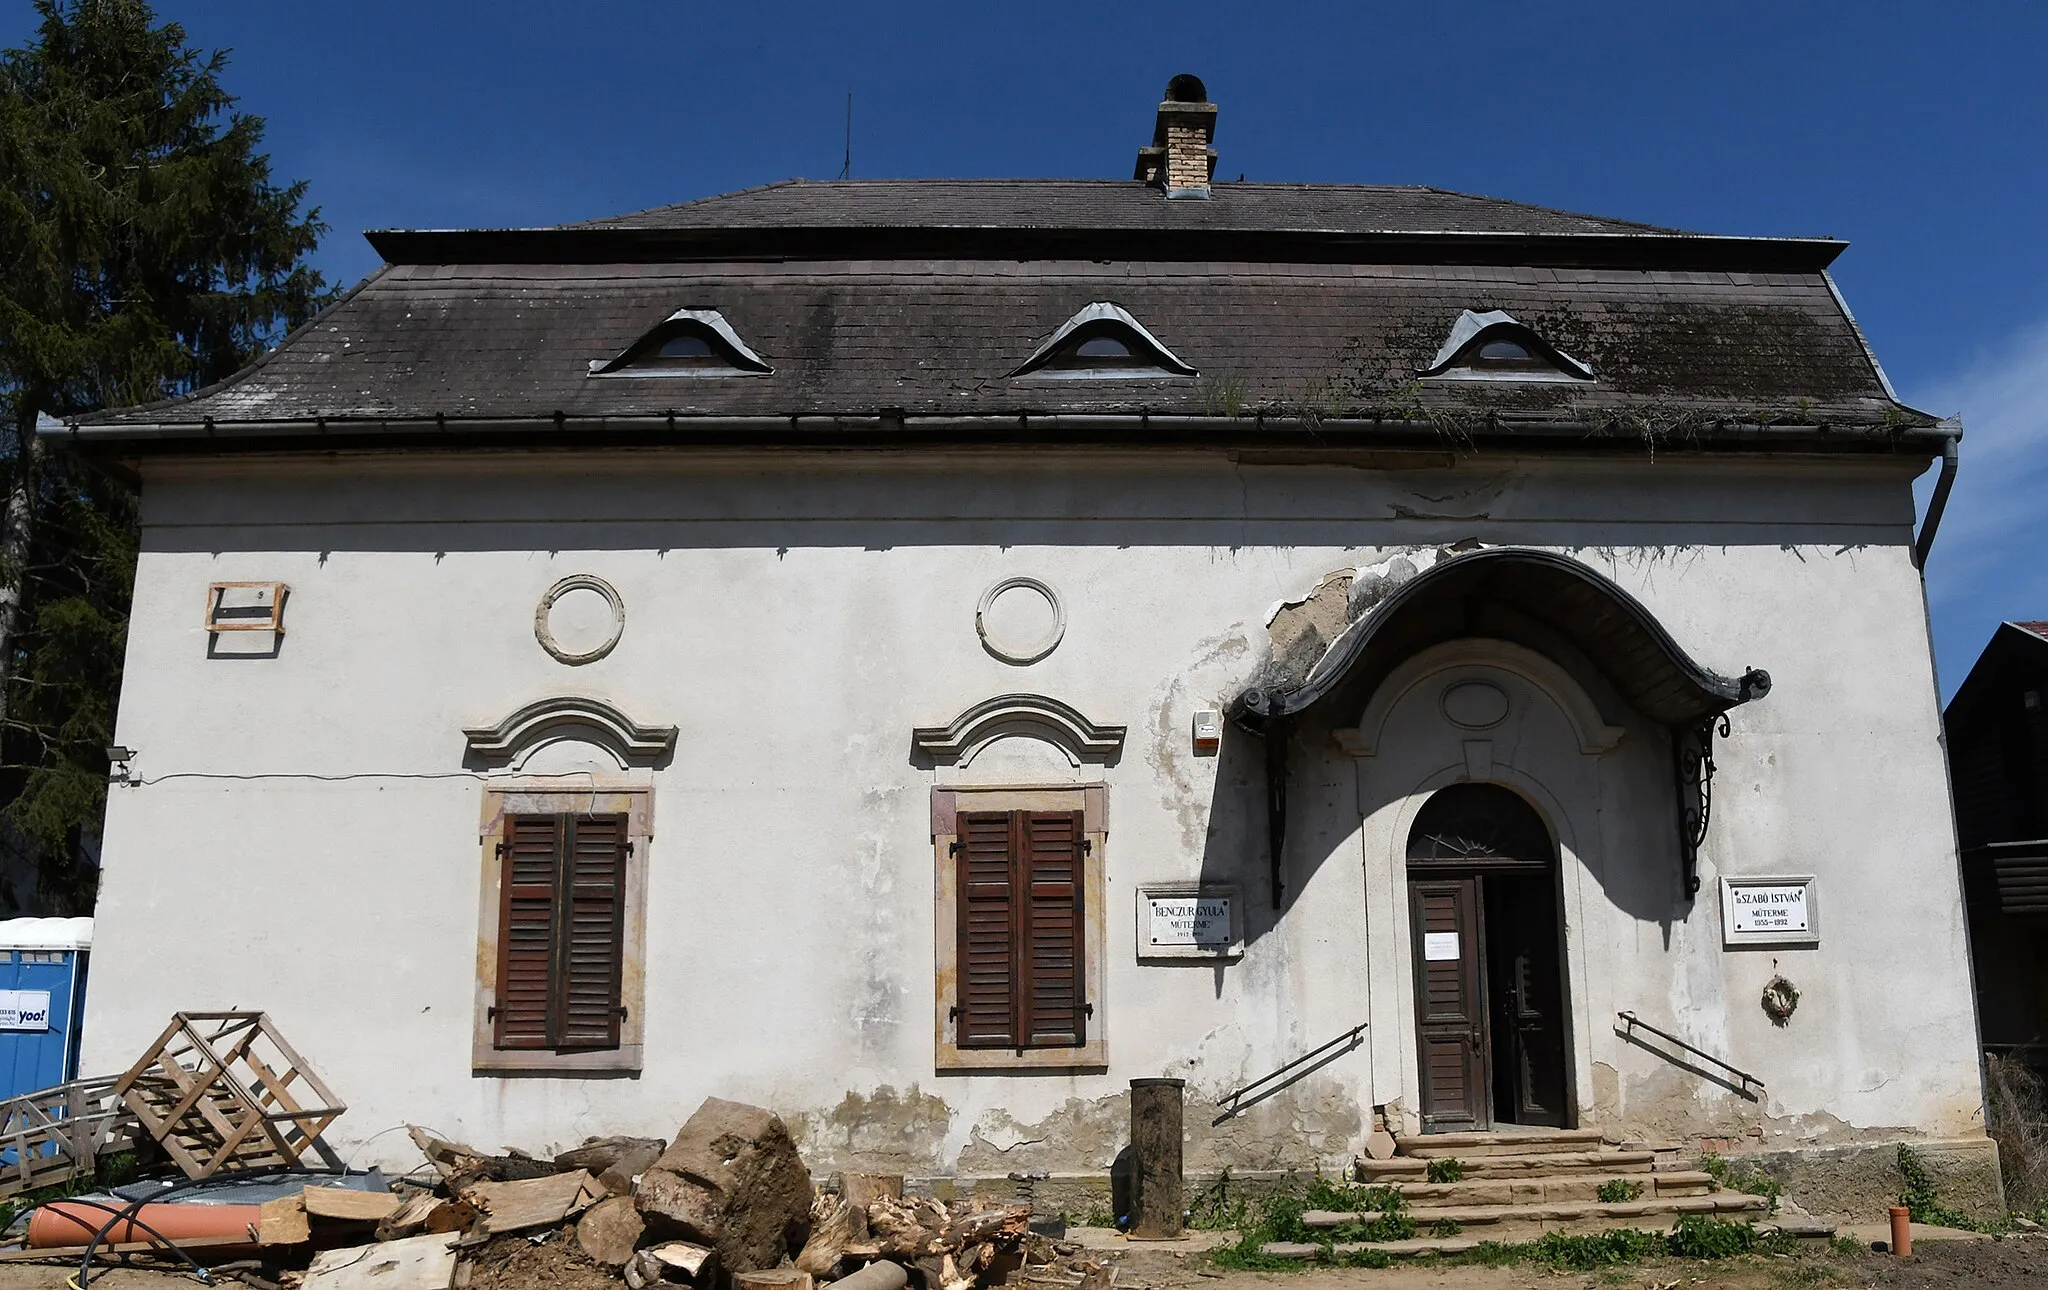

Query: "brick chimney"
<box><xmin>1133</xmin><ymin>74</ymin><xmax>1216</xmax><ymax>198</ymax></box>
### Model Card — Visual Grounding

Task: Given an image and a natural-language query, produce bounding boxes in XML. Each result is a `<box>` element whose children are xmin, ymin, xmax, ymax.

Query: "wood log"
<box><xmin>377</xmin><ymin>1192</ymin><xmax>443</xmax><ymax>1242</ymax></box>
<box><xmin>644</xmin><ymin>1241</ymin><xmax>714</xmax><ymax>1278</ymax></box>
<box><xmin>795</xmin><ymin>1196</ymin><xmax>857</xmax><ymax>1275</ymax></box>
<box><xmin>407</xmin><ymin>1126</ymin><xmax>560</xmax><ymax>1191</ymax></box>
<box><xmin>463</xmin><ymin>1171</ymin><xmax>601</xmax><ymax>1235</ymax></box>
<box><xmin>575</xmin><ymin>1196</ymin><xmax>646</xmax><ymax>1269</ymax></box>
<box><xmin>947</xmin><ymin>1207</ymin><xmax>1028</xmax><ymax>1249</ymax></box>
<box><xmin>555</xmin><ymin>1136</ymin><xmax>665</xmax><ymax>1174</ymax></box>
<box><xmin>303</xmin><ymin>1188</ymin><xmax>402</xmax><ymax>1224</ymax></box>
<box><xmin>733</xmin><ymin>1271</ymin><xmax>812</xmax><ymax>1290</ymax></box>
<box><xmin>258</xmin><ymin>1196</ymin><xmax>311</xmax><ymax>1247</ymax></box>
<box><xmin>842</xmin><ymin>1174</ymin><xmax>904</xmax><ymax>1213</ymax></box>
<box><xmin>421</xmin><ymin>1200</ymin><xmax>479</xmax><ymax>1236</ymax></box>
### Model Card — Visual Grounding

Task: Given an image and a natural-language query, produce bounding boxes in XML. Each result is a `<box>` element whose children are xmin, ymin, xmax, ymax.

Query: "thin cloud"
<box><xmin>1910</xmin><ymin>319</ymin><xmax>2048</xmax><ymax>692</ymax></box>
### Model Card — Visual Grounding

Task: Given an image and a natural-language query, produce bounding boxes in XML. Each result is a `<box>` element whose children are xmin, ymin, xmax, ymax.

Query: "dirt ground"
<box><xmin>1</xmin><ymin>1237</ymin><xmax>2045</xmax><ymax>1290</ymax></box>
<box><xmin>1098</xmin><ymin>1237</ymin><xmax>2048</xmax><ymax>1290</ymax></box>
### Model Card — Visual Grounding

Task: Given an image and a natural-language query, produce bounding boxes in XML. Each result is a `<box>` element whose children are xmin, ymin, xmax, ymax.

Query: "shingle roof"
<box><xmin>63</xmin><ymin>178</ymin><xmax>1937</xmax><ymax>450</ymax></box>
<box><xmin>566</xmin><ymin>179</ymin><xmax>1685</xmax><ymax>237</ymax></box>
<box><xmin>76</xmin><ymin>257</ymin><xmax>1916</xmax><ymax>432</ymax></box>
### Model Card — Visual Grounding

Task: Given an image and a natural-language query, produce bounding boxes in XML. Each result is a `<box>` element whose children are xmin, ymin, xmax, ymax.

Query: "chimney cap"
<box><xmin>1164</xmin><ymin>73</ymin><xmax>1208</xmax><ymax>104</ymax></box>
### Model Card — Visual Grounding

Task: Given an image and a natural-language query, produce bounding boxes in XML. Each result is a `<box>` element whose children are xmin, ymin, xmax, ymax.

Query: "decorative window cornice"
<box><xmin>912</xmin><ymin>694</ymin><xmax>1126</xmax><ymax>767</ymax></box>
<box><xmin>463</xmin><ymin>696</ymin><xmax>677</xmax><ymax>767</ymax></box>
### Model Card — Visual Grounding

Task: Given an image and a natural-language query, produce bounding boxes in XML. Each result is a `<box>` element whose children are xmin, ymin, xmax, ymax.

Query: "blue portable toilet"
<box><xmin>0</xmin><ymin>917</ymin><xmax>92</xmax><ymax>1099</ymax></box>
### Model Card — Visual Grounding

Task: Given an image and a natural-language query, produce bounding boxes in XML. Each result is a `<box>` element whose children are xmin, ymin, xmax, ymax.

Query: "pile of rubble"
<box><xmin>248</xmin><ymin>1098</ymin><xmax>1107</xmax><ymax>1290</ymax></box>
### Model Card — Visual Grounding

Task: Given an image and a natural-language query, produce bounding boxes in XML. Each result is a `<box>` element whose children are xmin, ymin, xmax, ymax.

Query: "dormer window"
<box><xmin>1420</xmin><ymin>309</ymin><xmax>1593</xmax><ymax>384</ymax></box>
<box><xmin>588</xmin><ymin>309</ymin><xmax>771</xmax><ymax>378</ymax></box>
<box><xmin>1011</xmin><ymin>303</ymin><xmax>1196</xmax><ymax>380</ymax></box>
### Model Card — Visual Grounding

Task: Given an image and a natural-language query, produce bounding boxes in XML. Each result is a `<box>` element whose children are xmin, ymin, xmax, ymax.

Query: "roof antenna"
<box><xmin>840</xmin><ymin>91</ymin><xmax>852</xmax><ymax>180</ymax></box>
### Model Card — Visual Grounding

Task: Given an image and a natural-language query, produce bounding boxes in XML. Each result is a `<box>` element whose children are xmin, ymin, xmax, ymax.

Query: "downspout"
<box><xmin>1913</xmin><ymin>419</ymin><xmax>1962</xmax><ymax>570</ymax></box>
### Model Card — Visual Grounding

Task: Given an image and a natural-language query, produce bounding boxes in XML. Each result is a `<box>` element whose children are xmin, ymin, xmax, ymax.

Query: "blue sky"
<box><xmin>9</xmin><ymin>2</ymin><xmax>2044</xmax><ymax>696</ymax></box>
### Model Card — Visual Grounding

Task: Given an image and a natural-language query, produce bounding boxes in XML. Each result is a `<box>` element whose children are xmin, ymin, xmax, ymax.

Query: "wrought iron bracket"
<box><xmin>1673</xmin><ymin>712</ymin><xmax>1731</xmax><ymax>900</ymax></box>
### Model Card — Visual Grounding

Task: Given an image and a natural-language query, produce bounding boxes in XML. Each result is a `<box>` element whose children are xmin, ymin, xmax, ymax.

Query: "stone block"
<box><xmin>636</xmin><ymin>1098</ymin><xmax>814</xmax><ymax>1275</ymax></box>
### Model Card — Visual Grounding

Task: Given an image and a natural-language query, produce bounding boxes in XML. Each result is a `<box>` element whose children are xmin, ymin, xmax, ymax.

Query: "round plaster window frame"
<box><xmin>976</xmin><ymin>576</ymin><xmax>1067</xmax><ymax>666</ymax></box>
<box><xmin>534</xmin><ymin>574</ymin><xmax>626</xmax><ymax>666</ymax></box>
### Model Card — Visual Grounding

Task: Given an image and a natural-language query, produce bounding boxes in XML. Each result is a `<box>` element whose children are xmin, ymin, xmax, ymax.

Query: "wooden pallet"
<box><xmin>114</xmin><ymin>1012</ymin><xmax>345</xmax><ymax>1179</ymax></box>
<box><xmin>0</xmin><ymin>1075</ymin><xmax>141</xmax><ymax>1199</ymax></box>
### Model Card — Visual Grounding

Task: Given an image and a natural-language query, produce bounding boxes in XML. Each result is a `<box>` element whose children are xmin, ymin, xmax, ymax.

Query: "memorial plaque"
<box><xmin>1137</xmin><ymin>884</ymin><xmax>1242</xmax><ymax>959</ymax></box>
<box><xmin>1720</xmin><ymin>875</ymin><xmax>1819</xmax><ymax>946</ymax></box>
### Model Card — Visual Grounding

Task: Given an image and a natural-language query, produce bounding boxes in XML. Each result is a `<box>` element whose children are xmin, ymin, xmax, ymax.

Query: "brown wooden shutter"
<box><xmin>1020</xmin><ymin>810</ymin><xmax>1086</xmax><ymax>1048</ymax></box>
<box><xmin>559</xmin><ymin>814</ymin><xmax>629</xmax><ymax>1049</ymax></box>
<box><xmin>956</xmin><ymin>811</ymin><xmax>1018</xmax><ymax>1048</ymax></box>
<box><xmin>495</xmin><ymin>812</ymin><xmax>628</xmax><ymax>1052</ymax></box>
<box><xmin>495</xmin><ymin>814</ymin><xmax>563</xmax><ymax>1050</ymax></box>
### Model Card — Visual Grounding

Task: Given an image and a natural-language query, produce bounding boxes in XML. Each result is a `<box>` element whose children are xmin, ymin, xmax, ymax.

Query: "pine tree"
<box><xmin>0</xmin><ymin>0</ymin><xmax>330</xmax><ymax>910</ymax></box>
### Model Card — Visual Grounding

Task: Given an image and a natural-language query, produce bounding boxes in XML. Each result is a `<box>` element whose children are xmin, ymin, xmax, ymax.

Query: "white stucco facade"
<box><xmin>81</xmin><ymin>446</ymin><xmax>1980</xmax><ymax>1182</ymax></box>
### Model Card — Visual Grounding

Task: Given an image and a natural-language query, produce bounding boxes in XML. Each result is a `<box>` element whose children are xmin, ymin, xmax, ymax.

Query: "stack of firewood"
<box><xmin>794</xmin><ymin>1181</ymin><xmax>1107</xmax><ymax>1290</ymax></box>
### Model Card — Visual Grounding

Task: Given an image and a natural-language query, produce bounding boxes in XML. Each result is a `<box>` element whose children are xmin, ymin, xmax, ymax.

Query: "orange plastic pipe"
<box><xmin>28</xmin><ymin>1201</ymin><xmax>263</xmax><ymax>1249</ymax></box>
<box><xmin>1888</xmin><ymin>1206</ymin><xmax>1912</xmax><ymax>1258</ymax></box>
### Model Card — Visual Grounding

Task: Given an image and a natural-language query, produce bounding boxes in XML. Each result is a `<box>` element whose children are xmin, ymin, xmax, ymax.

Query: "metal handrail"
<box><xmin>1213</xmin><ymin>1022</ymin><xmax>1368</xmax><ymax>1121</ymax></box>
<box><xmin>1617</xmin><ymin>1011</ymin><xmax>1764</xmax><ymax>1095</ymax></box>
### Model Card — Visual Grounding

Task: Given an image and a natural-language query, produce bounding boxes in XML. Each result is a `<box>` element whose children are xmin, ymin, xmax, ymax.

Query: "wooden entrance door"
<box><xmin>1409</xmin><ymin>877</ymin><xmax>1488</xmax><ymax>1130</ymax></box>
<box><xmin>1485</xmin><ymin>872</ymin><xmax>1568</xmax><ymax>1127</ymax></box>
<box><xmin>1407</xmin><ymin>783</ymin><xmax>1573</xmax><ymax>1132</ymax></box>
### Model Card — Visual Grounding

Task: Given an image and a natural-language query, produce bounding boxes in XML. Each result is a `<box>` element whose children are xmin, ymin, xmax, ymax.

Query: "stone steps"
<box><xmin>1358</xmin><ymin>1149</ymin><xmax>1656</xmax><ymax>1180</ymax></box>
<box><xmin>1394</xmin><ymin>1128</ymin><xmax>1606</xmax><ymax>1158</ymax></box>
<box><xmin>1373</xmin><ymin>1169</ymin><xmax>1717</xmax><ymax>1206</ymax></box>
<box><xmin>1302</xmin><ymin>1190</ymin><xmax>1766</xmax><ymax>1231</ymax></box>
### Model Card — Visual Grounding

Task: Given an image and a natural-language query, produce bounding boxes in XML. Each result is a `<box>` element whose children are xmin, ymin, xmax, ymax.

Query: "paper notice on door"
<box><xmin>1422</xmin><ymin>931</ymin><xmax>1460</xmax><ymax>961</ymax></box>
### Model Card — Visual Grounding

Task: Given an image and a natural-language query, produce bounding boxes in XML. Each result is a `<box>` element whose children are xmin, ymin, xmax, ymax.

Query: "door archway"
<box><xmin>1406</xmin><ymin>783</ymin><xmax>1571</xmax><ymax>1131</ymax></box>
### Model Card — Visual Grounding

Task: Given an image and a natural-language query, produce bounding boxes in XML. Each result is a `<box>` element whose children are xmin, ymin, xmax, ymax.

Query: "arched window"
<box><xmin>1406</xmin><ymin>784</ymin><xmax>1554</xmax><ymax>866</ymax></box>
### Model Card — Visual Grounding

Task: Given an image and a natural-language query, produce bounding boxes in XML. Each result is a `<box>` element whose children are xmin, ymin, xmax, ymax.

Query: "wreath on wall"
<box><xmin>1761</xmin><ymin>975</ymin><xmax>1800</xmax><ymax>1027</ymax></box>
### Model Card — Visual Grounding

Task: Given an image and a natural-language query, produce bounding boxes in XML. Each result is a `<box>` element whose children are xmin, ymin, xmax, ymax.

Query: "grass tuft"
<box><xmin>1595</xmin><ymin>1177</ymin><xmax>1645</xmax><ymax>1203</ymax></box>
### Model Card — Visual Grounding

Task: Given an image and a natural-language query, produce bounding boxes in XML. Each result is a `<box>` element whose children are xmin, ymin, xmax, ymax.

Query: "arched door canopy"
<box><xmin>1229</xmin><ymin>547</ymin><xmax>1771</xmax><ymax>907</ymax></box>
<box><xmin>1234</xmin><ymin>547</ymin><xmax>1768</xmax><ymax>733</ymax></box>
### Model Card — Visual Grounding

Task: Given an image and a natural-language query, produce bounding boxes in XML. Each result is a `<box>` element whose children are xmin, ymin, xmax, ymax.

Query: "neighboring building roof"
<box><xmin>57</xmin><ymin>177</ymin><xmax>1938</xmax><ymax>453</ymax></box>
<box><xmin>1946</xmin><ymin>621</ymin><xmax>2048</xmax><ymax>725</ymax></box>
